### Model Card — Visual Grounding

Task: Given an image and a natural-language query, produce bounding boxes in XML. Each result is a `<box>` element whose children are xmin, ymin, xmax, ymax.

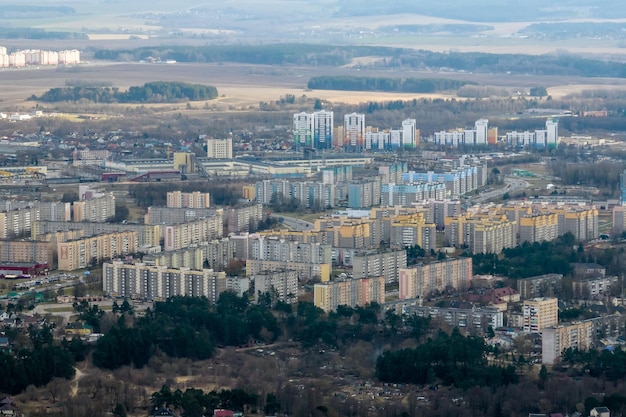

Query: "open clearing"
<box><xmin>2</xmin><ymin>62</ymin><xmax>626</xmax><ymax>115</ymax></box>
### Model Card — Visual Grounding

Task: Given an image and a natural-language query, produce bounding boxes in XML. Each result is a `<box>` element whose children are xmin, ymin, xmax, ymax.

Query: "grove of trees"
<box><xmin>32</xmin><ymin>81</ymin><xmax>218</xmax><ymax>103</ymax></box>
<box><xmin>307</xmin><ymin>76</ymin><xmax>474</xmax><ymax>93</ymax></box>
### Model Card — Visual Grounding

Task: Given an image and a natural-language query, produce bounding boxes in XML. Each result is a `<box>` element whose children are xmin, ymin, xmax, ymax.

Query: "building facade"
<box><xmin>103</xmin><ymin>261</ymin><xmax>226</xmax><ymax>303</ymax></box>
<box><xmin>58</xmin><ymin>231</ymin><xmax>138</xmax><ymax>271</ymax></box>
<box><xmin>399</xmin><ymin>257</ymin><xmax>473</xmax><ymax>300</ymax></box>
<box><xmin>522</xmin><ymin>297</ymin><xmax>558</xmax><ymax>333</ymax></box>
<box><xmin>314</xmin><ymin>276</ymin><xmax>386</xmax><ymax>312</ymax></box>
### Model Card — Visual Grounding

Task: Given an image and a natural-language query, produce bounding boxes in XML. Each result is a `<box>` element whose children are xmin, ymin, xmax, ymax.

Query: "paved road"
<box><xmin>270</xmin><ymin>214</ymin><xmax>314</xmax><ymax>232</ymax></box>
<box><xmin>469</xmin><ymin>177</ymin><xmax>530</xmax><ymax>204</ymax></box>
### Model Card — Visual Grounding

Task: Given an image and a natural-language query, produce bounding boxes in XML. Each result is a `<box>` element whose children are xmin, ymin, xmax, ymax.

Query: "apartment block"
<box><xmin>342</xmin><ymin>112</ymin><xmax>366</xmax><ymax>151</ymax></box>
<box><xmin>206</xmin><ymin>138</ymin><xmax>233</xmax><ymax>159</ymax></box>
<box><xmin>166</xmin><ymin>191</ymin><xmax>211</xmax><ymax>208</ymax></box>
<box><xmin>0</xmin><ymin>240</ymin><xmax>53</xmax><ymax>266</ymax></box>
<box><xmin>542</xmin><ymin>321</ymin><xmax>593</xmax><ymax>364</ymax></box>
<box><xmin>103</xmin><ymin>261</ymin><xmax>226</xmax><ymax>303</ymax></box>
<box><xmin>33</xmin><ymin>221</ymin><xmax>161</xmax><ymax>248</ymax></box>
<box><xmin>348</xmin><ymin>178</ymin><xmax>382</xmax><ymax>209</ymax></box>
<box><xmin>0</xmin><ymin>206</ymin><xmax>39</xmax><ymax>239</ymax></box>
<box><xmin>381</xmin><ymin>182</ymin><xmax>447</xmax><ymax>206</ymax></box>
<box><xmin>58</xmin><ymin>231</ymin><xmax>138</xmax><ymax>271</ymax></box>
<box><xmin>254</xmin><ymin>270</ymin><xmax>299</xmax><ymax>304</ymax></box>
<box><xmin>73</xmin><ymin>194</ymin><xmax>116</xmax><ymax>223</ymax></box>
<box><xmin>572</xmin><ymin>276</ymin><xmax>619</xmax><ymax>299</ymax></box>
<box><xmin>144</xmin><ymin>238</ymin><xmax>236</xmax><ymax>272</ymax></box>
<box><xmin>389</xmin><ymin>213</ymin><xmax>437</xmax><ymax>251</ymax></box>
<box><xmin>293</xmin><ymin>110</ymin><xmax>333</xmax><ymax>150</ymax></box>
<box><xmin>145</xmin><ymin>206</ymin><xmax>218</xmax><ymax>225</ymax></box>
<box><xmin>517</xmin><ymin>274</ymin><xmax>563</xmax><ymax>299</ymax></box>
<box><xmin>254</xmin><ymin>179</ymin><xmax>335</xmax><ymax>209</ymax></box>
<box><xmin>227</xmin><ymin>203</ymin><xmax>264</xmax><ymax>233</ymax></box>
<box><xmin>399</xmin><ymin>257</ymin><xmax>473</xmax><ymax>299</ymax></box>
<box><xmin>246</xmin><ymin>259</ymin><xmax>331</xmax><ymax>282</ymax></box>
<box><xmin>407</xmin><ymin>305</ymin><xmax>503</xmax><ymax>335</ymax></box>
<box><xmin>314</xmin><ymin>276</ymin><xmax>386</xmax><ymax>312</ymax></box>
<box><xmin>352</xmin><ymin>249</ymin><xmax>407</xmax><ymax>284</ymax></box>
<box><xmin>523</xmin><ymin>297</ymin><xmax>558</xmax><ymax>333</ymax></box>
<box><xmin>163</xmin><ymin>214</ymin><xmax>225</xmax><ymax>252</ymax></box>
<box><xmin>444</xmin><ymin>214</ymin><xmax>516</xmax><ymax>254</ymax></box>
<box><xmin>250</xmin><ymin>235</ymin><xmax>332</xmax><ymax>264</ymax></box>
<box><xmin>38</xmin><ymin>201</ymin><xmax>71</xmax><ymax>222</ymax></box>
<box><xmin>519</xmin><ymin>213</ymin><xmax>559</xmax><ymax>244</ymax></box>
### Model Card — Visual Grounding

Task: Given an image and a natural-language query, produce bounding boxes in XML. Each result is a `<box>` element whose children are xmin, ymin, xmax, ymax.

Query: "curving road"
<box><xmin>269</xmin><ymin>214</ymin><xmax>315</xmax><ymax>232</ymax></box>
<box><xmin>469</xmin><ymin>177</ymin><xmax>530</xmax><ymax>204</ymax></box>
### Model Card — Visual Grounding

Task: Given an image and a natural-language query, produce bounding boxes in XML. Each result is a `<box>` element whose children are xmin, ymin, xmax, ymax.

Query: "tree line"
<box><xmin>471</xmin><ymin>233</ymin><xmax>582</xmax><ymax>279</ymax></box>
<box><xmin>0</xmin><ymin>325</ymin><xmax>82</xmax><ymax>394</ymax></box>
<box><xmin>150</xmin><ymin>385</ymin><xmax>269</xmax><ymax>417</ymax></box>
<box><xmin>376</xmin><ymin>328</ymin><xmax>518</xmax><ymax>389</ymax></box>
<box><xmin>31</xmin><ymin>81</ymin><xmax>218</xmax><ymax>103</ymax></box>
<box><xmin>92</xmin><ymin>44</ymin><xmax>626</xmax><ymax>77</ymax></box>
<box><xmin>128</xmin><ymin>182</ymin><xmax>242</xmax><ymax>208</ymax></box>
<box><xmin>307</xmin><ymin>76</ymin><xmax>475</xmax><ymax>93</ymax></box>
<box><xmin>94</xmin><ymin>44</ymin><xmax>401</xmax><ymax>67</ymax></box>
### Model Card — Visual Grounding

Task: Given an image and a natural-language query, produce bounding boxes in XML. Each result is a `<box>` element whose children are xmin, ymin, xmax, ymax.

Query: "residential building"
<box><xmin>166</xmin><ymin>191</ymin><xmax>211</xmax><ymax>208</ymax></box>
<box><xmin>254</xmin><ymin>270</ymin><xmax>299</xmax><ymax>304</ymax></box>
<box><xmin>389</xmin><ymin>212</ymin><xmax>437</xmax><ymax>251</ymax></box>
<box><xmin>572</xmin><ymin>275</ymin><xmax>619</xmax><ymax>299</ymax></box>
<box><xmin>144</xmin><ymin>238</ymin><xmax>236</xmax><ymax>271</ymax></box>
<box><xmin>381</xmin><ymin>182</ymin><xmax>447</xmax><ymax>206</ymax></box>
<box><xmin>206</xmin><ymin>138</ymin><xmax>233</xmax><ymax>159</ymax></box>
<box><xmin>246</xmin><ymin>259</ymin><xmax>331</xmax><ymax>282</ymax></box>
<box><xmin>519</xmin><ymin>213</ymin><xmax>559</xmax><ymax>244</ymax></box>
<box><xmin>314</xmin><ymin>276</ymin><xmax>386</xmax><ymax>312</ymax></box>
<box><xmin>378</xmin><ymin>163</ymin><xmax>407</xmax><ymax>185</ymax></box>
<box><xmin>58</xmin><ymin>231</ymin><xmax>138</xmax><ymax>271</ymax></box>
<box><xmin>399</xmin><ymin>258</ymin><xmax>473</xmax><ymax>299</ymax></box>
<box><xmin>162</xmin><ymin>215</ymin><xmax>225</xmax><ymax>251</ymax></box>
<box><xmin>293</xmin><ymin>110</ymin><xmax>333</xmax><ymax>150</ymax></box>
<box><xmin>38</xmin><ymin>201</ymin><xmax>71</xmax><ymax>222</ymax></box>
<box><xmin>33</xmin><ymin>221</ymin><xmax>161</xmax><ymax>247</ymax></box>
<box><xmin>517</xmin><ymin>274</ymin><xmax>563</xmax><ymax>299</ymax></box>
<box><xmin>73</xmin><ymin>194</ymin><xmax>115</xmax><ymax>222</ymax></box>
<box><xmin>406</xmin><ymin>305</ymin><xmax>503</xmax><ymax>335</ymax></box>
<box><xmin>227</xmin><ymin>203</ymin><xmax>264</xmax><ymax>233</ymax></box>
<box><xmin>0</xmin><ymin>240</ymin><xmax>54</xmax><ymax>266</ymax></box>
<box><xmin>343</xmin><ymin>112</ymin><xmax>365</xmax><ymax>151</ymax></box>
<box><xmin>352</xmin><ymin>249</ymin><xmax>407</xmax><ymax>284</ymax></box>
<box><xmin>542</xmin><ymin>321</ymin><xmax>594</xmax><ymax>364</ymax></box>
<box><xmin>506</xmin><ymin>119</ymin><xmax>559</xmax><ymax>148</ymax></box>
<box><xmin>0</xmin><ymin>206</ymin><xmax>39</xmax><ymax>239</ymax></box>
<box><xmin>522</xmin><ymin>297</ymin><xmax>558</xmax><ymax>333</ymax></box>
<box><xmin>145</xmin><ymin>207</ymin><xmax>218</xmax><ymax>225</ymax></box>
<box><xmin>103</xmin><ymin>261</ymin><xmax>226</xmax><ymax>303</ymax></box>
<box><xmin>348</xmin><ymin>177</ymin><xmax>382</xmax><ymax>208</ymax></box>
<box><xmin>444</xmin><ymin>214</ymin><xmax>516</xmax><ymax>254</ymax></box>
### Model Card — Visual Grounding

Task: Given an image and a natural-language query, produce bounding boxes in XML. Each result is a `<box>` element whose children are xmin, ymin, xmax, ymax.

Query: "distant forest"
<box><xmin>307</xmin><ymin>76</ymin><xmax>475</xmax><ymax>93</ymax></box>
<box><xmin>0</xmin><ymin>5</ymin><xmax>75</xmax><ymax>19</ymax></box>
<box><xmin>94</xmin><ymin>44</ymin><xmax>626</xmax><ymax>78</ymax></box>
<box><xmin>332</xmin><ymin>0</ymin><xmax>626</xmax><ymax>21</ymax></box>
<box><xmin>0</xmin><ymin>27</ymin><xmax>86</xmax><ymax>39</ymax></box>
<box><xmin>31</xmin><ymin>81</ymin><xmax>218</xmax><ymax>103</ymax></box>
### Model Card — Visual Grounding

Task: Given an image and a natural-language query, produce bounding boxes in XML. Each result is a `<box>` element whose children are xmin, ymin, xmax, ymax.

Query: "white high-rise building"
<box><xmin>402</xmin><ymin>118</ymin><xmax>418</xmax><ymax>148</ymax></box>
<box><xmin>206</xmin><ymin>137</ymin><xmax>233</xmax><ymax>159</ymax></box>
<box><xmin>314</xmin><ymin>110</ymin><xmax>334</xmax><ymax>150</ymax></box>
<box><xmin>344</xmin><ymin>113</ymin><xmax>365</xmax><ymax>151</ymax></box>
<box><xmin>293</xmin><ymin>112</ymin><xmax>314</xmax><ymax>150</ymax></box>
<box><xmin>475</xmin><ymin>119</ymin><xmax>489</xmax><ymax>145</ymax></box>
<box><xmin>546</xmin><ymin>119</ymin><xmax>559</xmax><ymax>146</ymax></box>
